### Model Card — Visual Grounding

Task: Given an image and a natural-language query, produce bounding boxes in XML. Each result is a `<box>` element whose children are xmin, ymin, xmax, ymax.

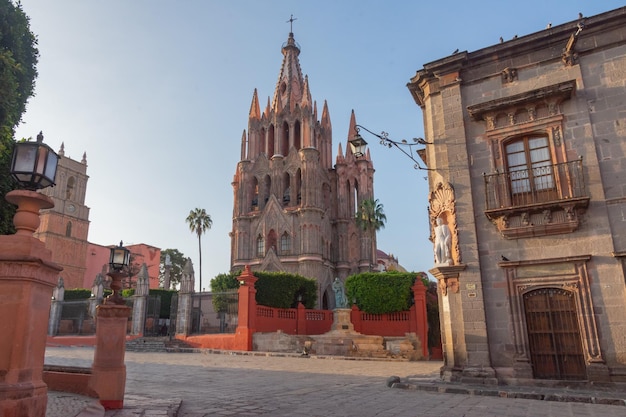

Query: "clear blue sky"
<box><xmin>15</xmin><ymin>1</ymin><xmax>623</xmax><ymax>290</ymax></box>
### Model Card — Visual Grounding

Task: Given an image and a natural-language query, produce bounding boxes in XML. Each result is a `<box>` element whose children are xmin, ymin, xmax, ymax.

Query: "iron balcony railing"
<box><xmin>484</xmin><ymin>158</ymin><xmax>586</xmax><ymax>211</ymax></box>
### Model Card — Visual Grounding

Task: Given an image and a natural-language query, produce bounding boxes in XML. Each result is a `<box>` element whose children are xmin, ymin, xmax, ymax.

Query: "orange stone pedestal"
<box><xmin>0</xmin><ymin>191</ymin><xmax>62</xmax><ymax>417</ymax></box>
<box><xmin>89</xmin><ymin>304</ymin><xmax>131</xmax><ymax>410</ymax></box>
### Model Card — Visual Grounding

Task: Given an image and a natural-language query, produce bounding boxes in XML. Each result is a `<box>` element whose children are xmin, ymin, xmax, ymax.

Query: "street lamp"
<box><xmin>10</xmin><ymin>131</ymin><xmax>59</xmax><ymax>190</ymax></box>
<box><xmin>106</xmin><ymin>241</ymin><xmax>130</xmax><ymax>305</ymax></box>
<box><xmin>5</xmin><ymin>131</ymin><xmax>59</xmax><ymax>236</ymax></box>
<box><xmin>353</xmin><ymin>124</ymin><xmax>432</xmax><ymax>171</ymax></box>
<box><xmin>349</xmin><ymin>130</ymin><xmax>368</xmax><ymax>158</ymax></box>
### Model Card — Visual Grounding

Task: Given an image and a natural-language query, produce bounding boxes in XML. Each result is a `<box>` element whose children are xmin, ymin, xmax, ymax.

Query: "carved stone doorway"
<box><xmin>523</xmin><ymin>288</ymin><xmax>586</xmax><ymax>380</ymax></box>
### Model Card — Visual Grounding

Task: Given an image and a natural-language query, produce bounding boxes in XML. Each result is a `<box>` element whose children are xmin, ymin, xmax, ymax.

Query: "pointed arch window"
<box><xmin>294</xmin><ymin>120</ymin><xmax>301</xmax><ymax>150</ymax></box>
<box><xmin>256</xmin><ymin>235</ymin><xmax>265</xmax><ymax>257</ymax></box>
<box><xmin>281</xmin><ymin>121</ymin><xmax>289</xmax><ymax>156</ymax></box>
<box><xmin>295</xmin><ymin>169</ymin><xmax>302</xmax><ymax>205</ymax></box>
<box><xmin>66</xmin><ymin>176</ymin><xmax>75</xmax><ymax>200</ymax></box>
<box><xmin>280</xmin><ymin>232</ymin><xmax>291</xmax><ymax>254</ymax></box>
<box><xmin>251</xmin><ymin>177</ymin><xmax>259</xmax><ymax>211</ymax></box>
<box><xmin>282</xmin><ymin>172</ymin><xmax>291</xmax><ymax>206</ymax></box>
<box><xmin>267</xmin><ymin>229</ymin><xmax>277</xmax><ymax>253</ymax></box>
<box><xmin>268</xmin><ymin>125</ymin><xmax>275</xmax><ymax>156</ymax></box>
<box><xmin>263</xmin><ymin>175</ymin><xmax>271</xmax><ymax>208</ymax></box>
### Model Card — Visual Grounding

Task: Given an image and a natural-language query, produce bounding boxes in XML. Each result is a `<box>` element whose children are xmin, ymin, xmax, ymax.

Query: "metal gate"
<box><xmin>144</xmin><ymin>295</ymin><xmax>161</xmax><ymax>336</ymax></box>
<box><xmin>524</xmin><ymin>288</ymin><xmax>586</xmax><ymax>380</ymax></box>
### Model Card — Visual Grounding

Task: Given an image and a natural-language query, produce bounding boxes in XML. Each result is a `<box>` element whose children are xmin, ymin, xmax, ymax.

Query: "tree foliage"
<box><xmin>0</xmin><ymin>1</ymin><xmax>39</xmax><ymax>235</ymax></box>
<box><xmin>159</xmin><ymin>248</ymin><xmax>186</xmax><ymax>288</ymax></box>
<box><xmin>355</xmin><ymin>198</ymin><xmax>387</xmax><ymax>234</ymax></box>
<box><xmin>185</xmin><ymin>208</ymin><xmax>212</xmax><ymax>292</ymax></box>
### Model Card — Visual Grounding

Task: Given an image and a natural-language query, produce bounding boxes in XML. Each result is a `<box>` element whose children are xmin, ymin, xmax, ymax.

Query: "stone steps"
<box><xmin>125</xmin><ymin>337</ymin><xmax>197</xmax><ymax>353</ymax></box>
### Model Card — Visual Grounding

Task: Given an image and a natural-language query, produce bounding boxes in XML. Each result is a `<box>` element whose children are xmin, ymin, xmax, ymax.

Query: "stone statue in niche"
<box><xmin>434</xmin><ymin>217</ymin><xmax>452</xmax><ymax>266</ymax></box>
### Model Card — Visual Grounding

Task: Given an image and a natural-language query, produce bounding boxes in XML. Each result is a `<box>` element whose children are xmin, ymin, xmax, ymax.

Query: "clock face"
<box><xmin>67</xmin><ymin>204</ymin><xmax>76</xmax><ymax>213</ymax></box>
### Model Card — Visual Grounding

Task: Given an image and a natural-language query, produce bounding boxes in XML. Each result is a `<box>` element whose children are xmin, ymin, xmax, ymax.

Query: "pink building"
<box><xmin>83</xmin><ymin>242</ymin><xmax>161</xmax><ymax>290</ymax></box>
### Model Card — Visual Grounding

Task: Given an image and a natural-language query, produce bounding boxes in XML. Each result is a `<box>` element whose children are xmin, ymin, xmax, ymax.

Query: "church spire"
<box><xmin>249</xmin><ymin>88</ymin><xmax>261</xmax><ymax>120</ymax></box>
<box><xmin>272</xmin><ymin>28</ymin><xmax>304</xmax><ymax>114</ymax></box>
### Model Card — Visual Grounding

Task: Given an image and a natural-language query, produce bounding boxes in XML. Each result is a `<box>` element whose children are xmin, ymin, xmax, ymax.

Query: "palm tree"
<box><xmin>355</xmin><ymin>198</ymin><xmax>387</xmax><ymax>270</ymax></box>
<box><xmin>186</xmin><ymin>208</ymin><xmax>212</xmax><ymax>293</ymax></box>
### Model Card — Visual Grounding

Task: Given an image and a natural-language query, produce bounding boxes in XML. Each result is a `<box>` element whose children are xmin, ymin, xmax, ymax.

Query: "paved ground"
<box><xmin>45</xmin><ymin>347</ymin><xmax>626</xmax><ymax>417</ymax></box>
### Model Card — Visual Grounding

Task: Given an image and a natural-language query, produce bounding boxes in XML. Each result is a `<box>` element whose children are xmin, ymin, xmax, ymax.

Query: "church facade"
<box><xmin>409</xmin><ymin>7</ymin><xmax>626</xmax><ymax>383</ymax></box>
<box><xmin>230</xmin><ymin>31</ymin><xmax>377</xmax><ymax>309</ymax></box>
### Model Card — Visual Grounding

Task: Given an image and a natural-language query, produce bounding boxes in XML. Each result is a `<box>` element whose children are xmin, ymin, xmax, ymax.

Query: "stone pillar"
<box><xmin>234</xmin><ymin>266</ymin><xmax>258</xmax><ymax>351</ymax></box>
<box><xmin>48</xmin><ymin>277</ymin><xmax>65</xmax><ymax>336</ymax></box>
<box><xmin>0</xmin><ymin>190</ymin><xmax>62</xmax><ymax>417</ymax></box>
<box><xmin>131</xmin><ymin>264</ymin><xmax>149</xmax><ymax>336</ymax></box>
<box><xmin>163</xmin><ymin>254</ymin><xmax>171</xmax><ymax>290</ymax></box>
<box><xmin>175</xmin><ymin>258</ymin><xmax>194</xmax><ymax>335</ymax></box>
<box><xmin>430</xmin><ymin>264</ymin><xmax>497</xmax><ymax>384</ymax></box>
<box><xmin>89</xmin><ymin>304</ymin><xmax>131</xmax><ymax>410</ymax></box>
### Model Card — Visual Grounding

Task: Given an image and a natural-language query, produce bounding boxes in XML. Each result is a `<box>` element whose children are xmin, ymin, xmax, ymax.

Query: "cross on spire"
<box><xmin>286</xmin><ymin>14</ymin><xmax>297</xmax><ymax>33</ymax></box>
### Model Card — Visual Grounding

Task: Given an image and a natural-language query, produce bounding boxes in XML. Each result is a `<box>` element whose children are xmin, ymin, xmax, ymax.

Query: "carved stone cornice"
<box><xmin>467</xmin><ymin>80</ymin><xmax>575</xmax><ymax>123</ymax></box>
<box><xmin>429</xmin><ymin>264</ymin><xmax>467</xmax><ymax>296</ymax></box>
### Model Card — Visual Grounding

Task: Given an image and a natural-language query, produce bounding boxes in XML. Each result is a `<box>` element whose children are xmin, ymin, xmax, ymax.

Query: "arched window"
<box><xmin>65</xmin><ymin>221</ymin><xmax>72</xmax><ymax>237</ymax></box>
<box><xmin>256</xmin><ymin>235</ymin><xmax>265</xmax><ymax>257</ymax></box>
<box><xmin>280</xmin><ymin>233</ymin><xmax>291</xmax><ymax>254</ymax></box>
<box><xmin>268</xmin><ymin>125</ymin><xmax>275</xmax><ymax>156</ymax></box>
<box><xmin>263</xmin><ymin>175</ymin><xmax>271</xmax><ymax>208</ymax></box>
<box><xmin>294</xmin><ymin>120</ymin><xmax>301</xmax><ymax>150</ymax></box>
<box><xmin>66</xmin><ymin>176</ymin><xmax>75</xmax><ymax>200</ymax></box>
<box><xmin>282</xmin><ymin>172</ymin><xmax>291</xmax><ymax>206</ymax></box>
<box><xmin>281</xmin><ymin>121</ymin><xmax>289</xmax><ymax>156</ymax></box>
<box><xmin>267</xmin><ymin>229</ymin><xmax>277</xmax><ymax>253</ymax></box>
<box><xmin>295</xmin><ymin>169</ymin><xmax>302</xmax><ymax>205</ymax></box>
<box><xmin>506</xmin><ymin>135</ymin><xmax>556</xmax><ymax>204</ymax></box>
<box><xmin>251</xmin><ymin>177</ymin><xmax>259</xmax><ymax>211</ymax></box>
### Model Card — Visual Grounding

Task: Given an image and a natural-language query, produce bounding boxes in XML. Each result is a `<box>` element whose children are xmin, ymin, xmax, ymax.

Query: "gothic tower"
<box><xmin>34</xmin><ymin>142</ymin><xmax>90</xmax><ymax>289</ymax></box>
<box><xmin>231</xmin><ymin>30</ymin><xmax>376</xmax><ymax>308</ymax></box>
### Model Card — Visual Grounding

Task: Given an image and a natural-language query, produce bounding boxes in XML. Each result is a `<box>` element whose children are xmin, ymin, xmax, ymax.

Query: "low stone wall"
<box><xmin>43</xmin><ymin>365</ymin><xmax>97</xmax><ymax>398</ymax></box>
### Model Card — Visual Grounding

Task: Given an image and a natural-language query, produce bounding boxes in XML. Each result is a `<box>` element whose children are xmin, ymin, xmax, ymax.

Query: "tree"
<box><xmin>185</xmin><ymin>208</ymin><xmax>212</xmax><ymax>293</ymax></box>
<box><xmin>158</xmin><ymin>248</ymin><xmax>186</xmax><ymax>289</ymax></box>
<box><xmin>355</xmin><ymin>198</ymin><xmax>387</xmax><ymax>270</ymax></box>
<box><xmin>0</xmin><ymin>1</ymin><xmax>39</xmax><ymax>235</ymax></box>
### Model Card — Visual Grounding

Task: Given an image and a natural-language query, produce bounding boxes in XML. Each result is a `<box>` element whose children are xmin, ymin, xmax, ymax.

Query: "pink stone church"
<box><xmin>230</xmin><ymin>30</ymin><xmax>379</xmax><ymax>309</ymax></box>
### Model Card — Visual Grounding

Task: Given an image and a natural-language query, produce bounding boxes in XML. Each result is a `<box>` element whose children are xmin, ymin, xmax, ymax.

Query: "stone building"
<box><xmin>35</xmin><ymin>142</ymin><xmax>90</xmax><ymax>289</ymax></box>
<box><xmin>408</xmin><ymin>7</ymin><xmax>626</xmax><ymax>383</ymax></box>
<box><xmin>231</xmin><ymin>30</ymin><xmax>377</xmax><ymax>309</ymax></box>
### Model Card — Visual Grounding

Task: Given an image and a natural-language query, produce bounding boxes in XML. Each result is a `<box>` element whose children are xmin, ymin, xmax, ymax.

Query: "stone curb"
<box><xmin>390</xmin><ymin>381</ymin><xmax>626</xmax><ymax>407</ymax></box>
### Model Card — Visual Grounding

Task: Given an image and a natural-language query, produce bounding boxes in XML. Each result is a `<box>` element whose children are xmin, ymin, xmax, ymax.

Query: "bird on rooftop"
<box><xmin>579</xmin><ymin>12</ymin><xmax>583</xmax><ymax>19</ymax></box>
<box><xmin>452</xmin><ymin>48</ymin><xmax>459</xmax><ymax>54</ymax></box>
<box><xmin>501</xmin><ymin>255</ymin><xmax>510</xmax><ymax>261</ymax></box>
<box><xmin>499</xmin><ymin>37</ymin><xmax>504</xmax><ymax>43</ymax></box>
<box><xmin>546</xmin><ymin>22</ymin><xmax>552</xmax><ymax>28</ymax></box>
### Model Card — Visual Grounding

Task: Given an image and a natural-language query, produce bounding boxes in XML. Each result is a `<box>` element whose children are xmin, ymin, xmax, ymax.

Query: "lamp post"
<box><xmin>106</xmin><ymin>241</ymin><xmax>130</xmax><ymax>305</ymax></box>
<box><xmin>0</xmin><ymin>132</ymin><xmax>61</xmax><ymax>417</ymax></box>
<box><xmin>353</xmin><ymin>124</ymin><xmax>432</xmax><ymax>171</ymax></box>
<box><xmin>90</xmin><ymin>240</ymin><xmax>132</xmax><ymax>410</ymax></box>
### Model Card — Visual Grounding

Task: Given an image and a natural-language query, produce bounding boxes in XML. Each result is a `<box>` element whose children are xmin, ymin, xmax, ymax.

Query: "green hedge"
<box><xmin>64</xmin><ymin>289</ymin><xmax>92</xmax><ymax>300</ymax></box>
<box><xmin>211</xmin><ymin>270</ymin><xmax>318</xmax><ymax>309</ymax></box>
<box><xmin>253</xmin><ymin>271</ymin><xmax>318</xmax><ymax>309</ymax></box>
<box><xmin>345</xmin><ymin>271</ymin><xmax>428</xmax><ymax>314</ymax></box>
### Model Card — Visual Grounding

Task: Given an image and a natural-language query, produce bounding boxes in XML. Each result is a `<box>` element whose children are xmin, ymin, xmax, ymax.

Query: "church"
<box><xmin>230</xmin><ymin>29</ymin><xmax>377</xmax><ymax>309</ymax></box>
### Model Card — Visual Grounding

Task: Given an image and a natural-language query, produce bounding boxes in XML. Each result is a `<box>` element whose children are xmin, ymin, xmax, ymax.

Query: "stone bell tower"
<box><xmin>34</xmin><ymin>141</ymin><xmax>90</xmax><ymax>289</ymax></box>
<box><xmin>230</xmin><ymin>28</ymin><xmax>376</xmax><ymax>309</ymax></box>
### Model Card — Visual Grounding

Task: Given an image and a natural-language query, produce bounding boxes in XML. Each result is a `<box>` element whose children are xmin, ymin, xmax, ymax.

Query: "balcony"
<box><xmin>483</xmin><ymin>158</ymin><xmax>589</xmax><ymax>238</ymax></box>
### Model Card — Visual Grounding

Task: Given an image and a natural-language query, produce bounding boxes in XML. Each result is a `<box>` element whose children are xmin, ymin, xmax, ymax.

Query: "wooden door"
<box><xmin>524</xmin><ymin>288</ymin><xmax>586</xmax><ymax>380</ymax></box>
